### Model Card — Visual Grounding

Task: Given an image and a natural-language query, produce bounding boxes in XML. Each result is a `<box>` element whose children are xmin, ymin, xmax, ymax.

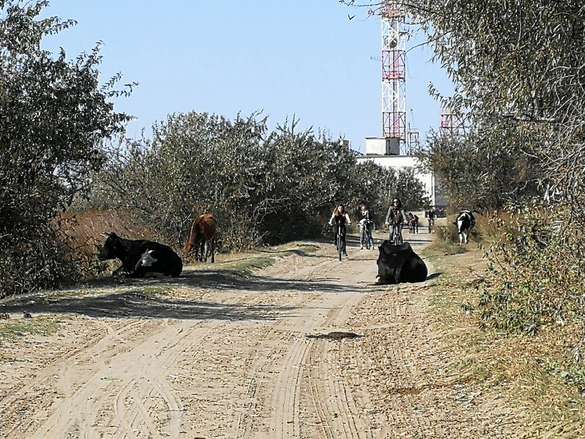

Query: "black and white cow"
<box><xmin>98</xmin><ymin>232</ymin><xmax>182</xmax><ymax>277</ymax></box>
<box><xmin>455</xmin><ymin>210</ymin><xmax>475</xmax><ymax>245</ymax></box>
<box><xmin>376</xmin><ymin>241</ymin><xmax>428</xmax><ymax>284</ymax></box>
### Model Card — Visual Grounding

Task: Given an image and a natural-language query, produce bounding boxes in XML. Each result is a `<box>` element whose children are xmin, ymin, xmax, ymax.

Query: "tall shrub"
<box><xmin>0</xmin><ymin>1</ymin><xmax>130</xmax><ymax>297</ymax></box>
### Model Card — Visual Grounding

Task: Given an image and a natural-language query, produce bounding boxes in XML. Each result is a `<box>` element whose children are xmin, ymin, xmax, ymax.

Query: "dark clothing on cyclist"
<box><xmin>329</xmin><ymin>212</ymin><xmax>351</xmax><ymax>227</ymax></box>
<box><xmin>407</xmin><ymin>213</ymin><xmax>419</xmax><ymax>234</ymax></box>
<box><xmin>359</xmin><ymin>208</ymin><xmax>374</xmax><ymax>250</ymax></box>
<box><xmin>360</xmin><ymin>208</ymin><xmax>372</xmax><ymax>222</ymax></box>
<box><xmin>359</xmin><ymin>209</ymin><xmax>373</xmax><ymax>230</ymax></box>
<box><xmin>385</xmin><ymin>206</ymin><xmax>404</xmax><ymax>225</ymax></box>
<box><xmin>329</xmin><ymin>211</ymin><xmax>350</xmax><ymax>256</ymax></box>
<box><xmin>385</xmin><ymin>206</ymin><xmax>405</xmax><ymax>245</ymax></box>
<box><xmin>426</xmin><ymin>209</ymin><xmax>436</xmax><ymax>232</ymax></box>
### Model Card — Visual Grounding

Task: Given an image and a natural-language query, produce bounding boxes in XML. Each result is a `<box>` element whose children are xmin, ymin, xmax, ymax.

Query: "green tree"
<box><xmin>0</xmin><ymin>0</ymin><xmax>131</xmax><ymax>297</ymax></box>
<box><xmin>407</xmin><ymin>0</ymin><xmax>585</xmax><ymax>214</ymax></box>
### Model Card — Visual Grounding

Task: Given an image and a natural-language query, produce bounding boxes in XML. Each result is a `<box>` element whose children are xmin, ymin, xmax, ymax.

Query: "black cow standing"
<box><xmin>98</xmin><ymin>232</ymin><xmax>182</xmax><ymax>277</ymax></box>
<box><xmin>376</xmin><ymin>241</ymin><xmax>427</xmax><ymax>284</ymax></box>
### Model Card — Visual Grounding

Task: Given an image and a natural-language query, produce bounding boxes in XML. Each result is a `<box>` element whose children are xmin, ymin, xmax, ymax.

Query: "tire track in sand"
<box><xmin>1</xmin><ymin>319</ymin><xmax>153</xmax><ymax>439</ymax></box>
<box><xmin>304</xmin><ymin>293</ymin><xmax>371</xmax><ymax>439</ymax></box>
<box><xmin>265</xmin><ymin>249</ymin><xmax>375</xmax><ymax>439</ymax></box>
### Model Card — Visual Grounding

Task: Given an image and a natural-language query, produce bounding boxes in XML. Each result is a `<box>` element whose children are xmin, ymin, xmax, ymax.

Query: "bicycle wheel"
<box><xmin>337</xmin><ymin>233</ymin><xmax>343</xmax><ymax>261</ymax></box>
<box><xmin>391</xmin><ymin>226</ymin><xmax>402</xmax><ymax>245</ymax></box>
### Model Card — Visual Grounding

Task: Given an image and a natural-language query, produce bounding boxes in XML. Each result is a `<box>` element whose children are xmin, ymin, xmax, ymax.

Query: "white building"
<box><xmin>357</xmin><ymin>137</ymin><xmax>445</xmax><ymax>208</ymax></box>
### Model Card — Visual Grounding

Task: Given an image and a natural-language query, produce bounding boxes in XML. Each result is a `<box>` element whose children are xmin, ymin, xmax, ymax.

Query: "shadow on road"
<box><xmin>0</xmin><ymin>238</ymin><xmax>436</xmax><ymax>320</ymax></box>
<box><xmin>0</xmin><ymin>266</ymin><xmax>373</xmax><ymax>321</ymax></box>
<box><xmin>0</xmin><ymin>289</ymin><xmax>301</xmax><ymax>321</ymax></box>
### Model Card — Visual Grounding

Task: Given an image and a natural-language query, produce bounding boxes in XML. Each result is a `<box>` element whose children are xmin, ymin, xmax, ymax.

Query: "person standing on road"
<box><xmin>385</xmin><ymin>198</ymin><xmax>405</xmax><ymax>244</ymax></box>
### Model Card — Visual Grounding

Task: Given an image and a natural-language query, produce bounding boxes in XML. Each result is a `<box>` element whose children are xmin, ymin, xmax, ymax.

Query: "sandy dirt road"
<box><xmin>0</xmin><ymin>233</ymin><xmax>482</xmax><ymax>439</ymax></box>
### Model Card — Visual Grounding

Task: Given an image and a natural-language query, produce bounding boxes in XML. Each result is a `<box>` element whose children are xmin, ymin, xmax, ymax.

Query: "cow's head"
<box><xmin>184</xmin><ymin>227</ymin><xmax>203</xmax><ymax>255</ymax></box>
<box><xmin>183</xmin><ymin>238</ymin><xmax>194</xmax><ymax>256</ymax></box>
<box><xmin>98</xmin><ymin>232</ymin><xmax>121</xmax><ymax>261</ymax></box>
<box><xmin>139</xmin><ymin>249</ymin><xmax>158</xmax><ymax>267</ymax></box>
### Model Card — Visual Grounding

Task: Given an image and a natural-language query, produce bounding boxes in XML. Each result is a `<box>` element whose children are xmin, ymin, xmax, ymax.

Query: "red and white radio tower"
<box><xmin>381</xmin><ymin>1</ymin><xmax>407</xmax><ymax>153</ymax></box>
<box><xmin>440</xmin><ymin>106</ymin><xmax>466</xmax><ymax>137</ymax></box>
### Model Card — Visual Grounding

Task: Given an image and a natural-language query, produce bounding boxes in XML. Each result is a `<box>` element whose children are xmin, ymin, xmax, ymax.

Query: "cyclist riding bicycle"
<box><xmin>384</xmin><ymin>198</ymin><xmax>405</xmax><ymax>245</ymax></box>
<box><xmin>359</xmin><ymin>203</ymin><xmax>374</xmax><ymax>250</ymax></box>
<box><xmin>329</xmin><ymin>204</ymin><xmax>351</xmax><ymax>257</ymax></box>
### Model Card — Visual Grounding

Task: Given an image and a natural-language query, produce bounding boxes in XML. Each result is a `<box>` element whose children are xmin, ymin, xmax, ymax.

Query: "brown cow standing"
<box><xmin>184</xmin><ymin>213</ymin><xmax>217</xmax><ymax>263</ymax></box>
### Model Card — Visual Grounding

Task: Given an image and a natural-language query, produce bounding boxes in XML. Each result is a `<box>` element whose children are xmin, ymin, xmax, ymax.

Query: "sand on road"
<box><xmin>1</xmin><ymin>233</ymin><xmax>489</xmax><ymax>439</ymax></box>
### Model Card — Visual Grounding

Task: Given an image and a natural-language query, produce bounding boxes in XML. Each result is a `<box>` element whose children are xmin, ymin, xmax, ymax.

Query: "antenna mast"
<box><xmin>381</xmin><ymin>1</ymin><xmax>407</xmax><ymax>154</ymax></box>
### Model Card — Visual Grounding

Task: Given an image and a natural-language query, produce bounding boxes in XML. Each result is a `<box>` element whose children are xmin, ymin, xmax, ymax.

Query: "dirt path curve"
<box><xmin>0</xmin><ymin>234</ymin><xmax>434</xmax><ymax>439</ymax></box>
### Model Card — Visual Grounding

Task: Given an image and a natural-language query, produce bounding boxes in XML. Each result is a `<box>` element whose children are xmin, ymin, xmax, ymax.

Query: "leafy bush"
<box><xmin>0</xmin><ymin>1</ymin><xmax>130</xmax><ymax>298</ymax></box>
<box><xmin>417</xmin><ymin>130</ymin><xmax>541</xmax><ymax>211</ymax></box>
<box><xmin>480</xmin><ymin>207</ymin><xmax>584</xmax><ymax>334</ymax></box>
<box><xmin>435</xmin><ymin>223</ymin><xmax>458</xmax><ymax>244</ymax></box>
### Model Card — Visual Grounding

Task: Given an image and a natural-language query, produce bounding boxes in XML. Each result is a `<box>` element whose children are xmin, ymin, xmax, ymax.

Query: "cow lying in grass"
<box><xmin>98</xmin><ymin>232</ymin><xmax>182</xmax><ymax>277</ymax></box>
<box><xmin>376</xmin><ymin>241</ymin><xmax>427</xmax><ymax>284</ymax></box>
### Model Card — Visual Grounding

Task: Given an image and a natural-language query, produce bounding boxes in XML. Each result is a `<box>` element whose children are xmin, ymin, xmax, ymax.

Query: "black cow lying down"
<box><xmin>376</xmin><ymin>241</ymin><xmax>427</xmax><ymax>284</ymax></box>
<box><xmin>98</xmin><ymin>232</ymin><xmax>182</xmax><ymax>277</ymax></box>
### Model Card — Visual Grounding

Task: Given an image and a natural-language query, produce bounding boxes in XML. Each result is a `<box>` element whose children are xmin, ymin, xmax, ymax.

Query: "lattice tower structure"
<box><xmin>407</xmin><ymin>131</ymin><xmax>420</xmax><ymax>153</ymax></box>
<box><xmin>381</xmin><ymin>2</ymin><xmax>407</xmax><ymax>153</ymax></box>
<box><xmin>440</xmin><ymin>109</ymin><xmax>466</xmax><ymax>137</ymax></box>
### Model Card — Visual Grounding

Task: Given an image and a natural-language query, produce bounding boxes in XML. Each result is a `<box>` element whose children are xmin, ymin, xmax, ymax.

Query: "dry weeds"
<box><xmin>427</xmin><ymin>249</ymin><xmax>585</xmax><ymax>437</ymax></box>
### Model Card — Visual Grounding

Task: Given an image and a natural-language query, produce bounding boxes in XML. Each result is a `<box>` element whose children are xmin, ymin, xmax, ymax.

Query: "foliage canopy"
<box><xmin>0</xmin><ymin>0</ymin><xmax>130</xmax><ymax>297</ymax></box>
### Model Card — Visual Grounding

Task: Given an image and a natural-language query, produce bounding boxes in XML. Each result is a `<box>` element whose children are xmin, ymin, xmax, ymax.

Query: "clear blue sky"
<box><xmin>44</xmin><ymin>1</ymin><xmax>453</xmax><ymax>151</ymax></box>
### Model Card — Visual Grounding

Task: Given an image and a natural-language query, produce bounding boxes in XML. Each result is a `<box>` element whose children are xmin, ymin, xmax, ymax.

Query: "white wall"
<box><xmin>357</xmin><ymin>155</ymin><xmax>436</xmax><ymax>206</ymax></box>
<box><xmin>364</xmin><ymin>137</ymin><xmax>400</xmax><ymax>155</ymax></box>
<box><xmin>364</xmin><ymin>138</ymin><xmax>386</xmax><ymax>155</ymax></box>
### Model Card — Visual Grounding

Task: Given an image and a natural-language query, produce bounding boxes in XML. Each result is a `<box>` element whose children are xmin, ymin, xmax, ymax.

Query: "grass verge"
<box><xmin>422</xmin><ymin>239</ymin><xmax>467</xmax><ymax>257</ymax></box>
<box><xmin>0</xmin><ymin>316</ymin><xmax>61</xmax><ymax>342</ymax></box>
<box><xmin>428</xmin><ymin>247</ymin><xmax>585</xmax><ymax>436</ymax></box>
<box><xmin>190</xmin><ymin>242</ymin><xmax>320</xmax><ymax>277</ymax></box>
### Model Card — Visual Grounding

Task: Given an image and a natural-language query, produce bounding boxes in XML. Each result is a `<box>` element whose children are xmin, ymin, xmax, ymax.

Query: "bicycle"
<box><xmin>335</xmin><ymin>222</ymin><xmax>347</xmax><ymax>261</ymax></box>
<box><xmin>390</xmin><ymin>223</ymin><xmax>403</xmax><ymax>246</ymax></box>
<box><xmin>359</xmin><ymin>220</ymin><xmax>374</xmax><ymax>250</ymax></box>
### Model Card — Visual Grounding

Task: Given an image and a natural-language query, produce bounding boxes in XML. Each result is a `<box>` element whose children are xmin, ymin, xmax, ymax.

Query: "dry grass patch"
<box><xmin>430</xmin><ymin>248</ymin><xmax>585</xmax><ymax>437</ymax></box>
